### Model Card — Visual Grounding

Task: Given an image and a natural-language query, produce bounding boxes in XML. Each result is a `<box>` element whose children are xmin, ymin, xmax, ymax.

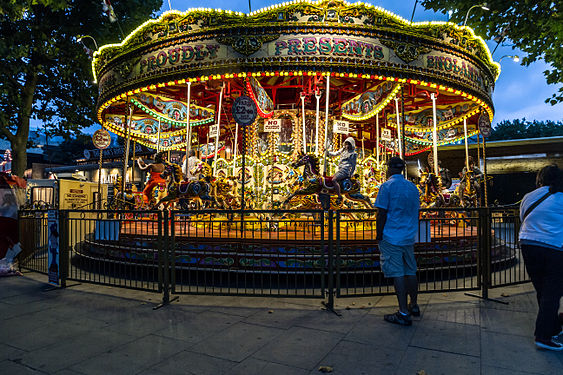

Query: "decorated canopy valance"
<box><xmin>92</xmin><ymin>0</ymin><xmax>499</xmax><ymax>152</ymax></box>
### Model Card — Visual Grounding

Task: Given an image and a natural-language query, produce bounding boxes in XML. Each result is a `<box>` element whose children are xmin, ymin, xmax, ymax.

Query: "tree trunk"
<box><xmin>11</xmin><ymin>72</ymin><xmax>38</xmax><ymax>177</ymax></box>
<box><xmin>11</xmin><ymin>138</ymin><xmax>28</xmax><ymax>177</ymax></box>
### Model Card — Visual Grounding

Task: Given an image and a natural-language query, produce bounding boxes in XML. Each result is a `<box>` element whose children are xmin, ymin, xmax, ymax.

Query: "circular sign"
<box><xmin>478</xmin><ymin>112</ymin><xmax>492</xmax><ymax>138</ymax></box>
<box><xmin>93</xmin><ymin>129</ymin><xmax>111</xmax><ymax>149</ymax></box>
<box><xmin>232</xmin><ymin>95</ymin><xmax>257</xmax><ymax>126</ymax></box>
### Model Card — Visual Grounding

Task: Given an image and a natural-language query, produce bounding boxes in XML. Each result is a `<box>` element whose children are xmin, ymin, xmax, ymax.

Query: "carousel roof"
<box><xmin>92</xmin><ymin>0</ymin><xmax>499</xmax><ymax>156</ymax></box>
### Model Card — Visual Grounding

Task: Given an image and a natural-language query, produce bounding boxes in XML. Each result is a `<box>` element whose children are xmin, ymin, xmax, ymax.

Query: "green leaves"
<box><xmin>488</xmin><ymin>118</ymin><xmax>563</xmax><ymax>141</ymax></box>
<box><xmin>421</xmin><ymin>0</ymin><xmax>563</xmax><ymax>104</ymax></box>
<box><xmin>0</xmin><ymin>0</ymin><xmax>162</xmax><ymax>175</ymax></box>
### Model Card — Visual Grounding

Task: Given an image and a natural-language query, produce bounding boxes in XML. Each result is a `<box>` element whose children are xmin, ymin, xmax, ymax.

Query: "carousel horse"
<box><xmin>417</xmin><ymin>169</ymin><xmax>471</xmax><ymax>226</ymax></box>
<box><xmin>417</xmin><ymin>170</ymin><xmax>445</xmax><ymax>209</ymax></box>
<box><xmin>455</xmin><ymin>170</ymin><xmax>480</xmax><ymax>208</ymax></box>
<box><xmin>154</xmin><ymin>162</ymin><xmax>216</xmax><ymax>209</ymax></box>
<box><xmin>110</xmin><ymin>176</ymin><xmax>151</xmax><ymax>210</ymax></box>
<box><xmin>213</xmin><ymin>176</ymin><xmax>239</xmax><ymax>209</ymax></box>
<box><xmin>283</xmin><ymin>152</ymin><xmax>372</xmax><ymax>210</ymax></box>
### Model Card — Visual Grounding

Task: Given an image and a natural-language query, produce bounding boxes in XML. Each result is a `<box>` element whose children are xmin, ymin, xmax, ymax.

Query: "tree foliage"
<box><xmin>43</xmin><ymin>133</ymin><xmax>93</xmax><ymax>164</ymax></box>
<box><xmin>421</xmin><ymin>0</ymin><xmax>563</xmax><ymax>105</ymax></box>
<box><xmin>0</xmin><ymin>0</ymin><xmax>162</xmax><ymax>176</ymax></box>
<box><xmin>488</xmin><ymin>118</ymin><xmax>563</xmax><ymax>141</ymax></box>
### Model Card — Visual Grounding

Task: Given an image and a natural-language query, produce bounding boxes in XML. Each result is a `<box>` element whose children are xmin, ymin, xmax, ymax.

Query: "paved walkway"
<box><xmin>1</xmin><ymin>273</ymin><xmax>562</xmax><ymax>375</ymax></box>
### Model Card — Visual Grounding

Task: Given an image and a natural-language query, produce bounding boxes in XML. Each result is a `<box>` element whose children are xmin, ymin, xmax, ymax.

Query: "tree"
<box><xmin>0</xmin><ymin>0</ymin><xmax>162</xmax><ymax>176</ymax></box>
<box><xmin>421</xmin><ymin>0</ymin><xmax>563</xmax><ymax>104</ymax></box>
<box><xmin>488</xmin><ymin>118</ymin><xmax>563</xmax><ymax>141</ymax></box>
<box><xmin>43</xmin><ymin>134</ymin><xmax>93</xmax><ymax>165</ymax></box>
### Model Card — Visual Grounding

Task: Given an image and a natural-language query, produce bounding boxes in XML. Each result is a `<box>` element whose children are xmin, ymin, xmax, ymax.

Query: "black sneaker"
<box><xmin>535</xmin><ymin>338</ymin><xmax>563</xmax><ymax>351</ymax></box>
<box><xmin>384</xmin><ymin>311</ymin><xmax>412</xmax><ymax>326</ymax></box>
<box><xmin>408</xmin><ymin>303</ymin><xmax>421</xmax><ymax>317</ymax></box>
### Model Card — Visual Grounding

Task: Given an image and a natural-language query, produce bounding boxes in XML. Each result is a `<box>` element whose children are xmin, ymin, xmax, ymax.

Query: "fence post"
<box><xmin>335</xmin><ymin>210</ymin><xmax>341</xmax><ymax>298</ymax></box>
<box><xmin>17</xmin><ymin>210</ymin><xmax>22</xmax><ymax>273</ymax></box>
<box><xmin>154</xmin><ymin>209</ymin><xmax>178</xmax><ymax>310</ymax></box>
<box><xmin>320</xmin><ymin>210</ymin><xmax>325</xmax><ymax>298</ymax></box>
<box><xmin>476</xmin><ymin>208</ymin><xmax>483</xmax><ymax>290</ymax></box>
<box><xmin>58</xmin><ymin>210</ymin><xmax>68</xmax><ymax>288</ymax></box>
<box><xmin>465</xmin><ymin>207</ymin><xmax>508</xmax><ymax>304</ymax></box>
<box><xmin>156</xmin><ymin>211</ymin><xmax>163</xmax><ymax>294</ymax></box>
<box><xmin>482</xmin><ymin>207</ymin><xmax>492</xmax><ymax>299</ymax></box>
<box><xmin>170</xmin><ymin>211</ymin><xmax>176</xmax><ymax>294</ymax></box>
<box><xmin>325</xmin><ymin>210</ymin><xmax>335</xmax><ymax>311</ymax></box>
<box><xmin>162</xmin><ymin>210</ymin><xmax>170</xmax><ymax>305</ymax></box>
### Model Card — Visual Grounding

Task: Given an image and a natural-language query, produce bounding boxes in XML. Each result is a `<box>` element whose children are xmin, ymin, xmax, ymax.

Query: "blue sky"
<box><xmin>159</xmin><ymin>0</ymin><xmax>562</xmax><ymax>126</ymax></box>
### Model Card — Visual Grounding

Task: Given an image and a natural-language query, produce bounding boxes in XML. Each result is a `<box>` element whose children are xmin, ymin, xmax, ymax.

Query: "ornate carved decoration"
<box><xmin>380</xmin><ymin>39</ymin><xmax>431</xmax><ymax>64</ymax></box>
<box><xmin>217</xmin><ymin>34</ymin><xmax>280</xmax><ymax>56</ymax></box>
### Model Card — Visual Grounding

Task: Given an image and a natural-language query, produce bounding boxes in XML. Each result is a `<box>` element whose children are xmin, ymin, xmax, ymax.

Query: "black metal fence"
<box><xmin>168</xmin><ymin>210</ymin><xmax>326</xmax><ymax>298</ymax></box>
<box><xmin>18</xmin><ymin>207</ymin><xmax>526</xmax><ymax>306</ymax></box>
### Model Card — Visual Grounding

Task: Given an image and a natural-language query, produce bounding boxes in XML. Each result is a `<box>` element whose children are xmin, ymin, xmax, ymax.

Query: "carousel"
<box><xmin>84</xmin><ymin>0</ymin><xmax>509</xmax><ymax>273</ymax></box>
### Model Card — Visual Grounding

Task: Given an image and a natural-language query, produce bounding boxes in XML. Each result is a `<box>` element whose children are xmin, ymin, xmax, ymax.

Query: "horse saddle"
<box><xmin>178</xmin><ymin>181</ymin><xmax>192</xmax><ymax>195</ymax></box>
<box><xmin>321</xmin><ymin>177</ymin><xmax>353</xmax><ymax>191</ymax></box>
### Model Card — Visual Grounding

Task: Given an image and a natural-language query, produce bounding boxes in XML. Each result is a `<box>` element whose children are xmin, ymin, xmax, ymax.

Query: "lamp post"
<box><xmin>76</xmin><ymin>35</ymin><xmax>99</xmax><ymax>50</ymax></box>
<box><xmin>463</xmin><ymin>3</ymin><xmax>490</xmax><ymax>27</ymax></box>
<box><xmin>410</xmin><ymin>0</ymin><xmax>418</xmax><ymax>22</ymax></box>
<box><xmin>499</xmin><ymin>55</ymin><xmax>520</xmax><ymax>63</ymax></box>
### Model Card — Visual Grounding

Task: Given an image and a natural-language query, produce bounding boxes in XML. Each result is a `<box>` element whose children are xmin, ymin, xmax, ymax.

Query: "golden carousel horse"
<box><xmin>417</xmin><ymin>170</ymin><xmax>445</xmax><ymax>209</ymax></box>
<box><xmin>455</xmin><ymin>170</ymin><xmax>481</xmax><ymax>208</ymax></box>
<box><xmin>213</xmin><ymin>175</ymin><xmax>240</xmax><ymax>209</ymax></box>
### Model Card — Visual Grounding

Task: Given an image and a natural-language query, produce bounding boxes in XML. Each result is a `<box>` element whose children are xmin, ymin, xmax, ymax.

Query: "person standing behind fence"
<box><xmin>375</xmin><ymin>157</ymin><xmax>421</xmax><ymax>326</ymax></box>
<box><xmin>518</xmin><ymin>165</ymin><xmax>563</xmax><ymax>351</ymax></box>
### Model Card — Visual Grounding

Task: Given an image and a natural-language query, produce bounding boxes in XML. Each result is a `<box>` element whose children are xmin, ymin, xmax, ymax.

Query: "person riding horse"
<box><xmin>284</xmin><ymin>150</ymin><xmax>371</xmax><ymax>210</ymax></box>
<box><xmin>182</xmin><ymin>149</ymin><xmax>202</xmax><ymax>182</ymax></box>
<box><xmin>137</xmin><ymin>152</ymin><xmax>167</xmax><ymax>205</ymax></box>
<box><xmin>326</xmin><ymin>137</ymin><xmax>358</xmax><ymax>204</ymax></box>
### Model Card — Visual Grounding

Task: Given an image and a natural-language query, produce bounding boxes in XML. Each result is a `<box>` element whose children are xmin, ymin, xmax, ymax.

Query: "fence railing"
<box><xmin>18</xmin><ymin>207</ymin><xmax>526</xmax><ymax>307</ymax></box>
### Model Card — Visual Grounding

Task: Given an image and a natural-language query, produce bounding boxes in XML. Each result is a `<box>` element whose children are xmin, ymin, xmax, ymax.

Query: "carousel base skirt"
<box><xmin>74</xmin><ymin>220</ymin><xmax>516</xmax><ymax>275</ymax></box>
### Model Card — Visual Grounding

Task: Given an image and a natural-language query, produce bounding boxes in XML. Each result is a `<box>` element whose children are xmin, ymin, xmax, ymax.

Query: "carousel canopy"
<box><xmin>92</xmin><ymin>0</ymin><xmax>499</xmax><ymax>155</ymax></box>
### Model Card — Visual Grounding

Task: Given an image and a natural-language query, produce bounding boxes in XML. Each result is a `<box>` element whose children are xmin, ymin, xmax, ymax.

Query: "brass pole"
<box><xmin>97</xmin><ymin>148</ymin><xmax>103</xmax><ymax>209</ymax></box>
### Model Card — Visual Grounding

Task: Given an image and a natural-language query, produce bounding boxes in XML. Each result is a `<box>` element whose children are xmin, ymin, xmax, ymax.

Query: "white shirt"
<box><xmin>375</xmin><ymin>174</ymin><xmax>421</xmax><ymax>246</ymax></box>
<box><xmin>519</xmin><ymin>186</ymin><xmax>563</xmax><ymax>250</ymax></box>
<box><xmin>182</xmin><ymin>156</ymin><xmax>201</xmax><ymax>181</ymax></box>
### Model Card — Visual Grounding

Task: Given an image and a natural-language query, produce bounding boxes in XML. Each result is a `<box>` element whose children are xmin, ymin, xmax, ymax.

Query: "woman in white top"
<box><xmin>518</xmin><ymin>165</ymin><xmax>563</xmax><ymax>351</ymax></box>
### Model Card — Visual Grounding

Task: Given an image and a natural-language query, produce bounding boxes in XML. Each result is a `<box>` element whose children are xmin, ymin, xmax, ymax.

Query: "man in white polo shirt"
<box><xmin>375</xmin><ymin>157</ymin><xmax>421</xmax><ymax>326</ymax></box>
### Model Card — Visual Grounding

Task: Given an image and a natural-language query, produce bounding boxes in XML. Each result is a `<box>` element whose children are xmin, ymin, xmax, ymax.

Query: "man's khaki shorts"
<box><xmin>378</xmin><ymin>239</ymin><xmax>417</xmax><ymax>278</ymax></box>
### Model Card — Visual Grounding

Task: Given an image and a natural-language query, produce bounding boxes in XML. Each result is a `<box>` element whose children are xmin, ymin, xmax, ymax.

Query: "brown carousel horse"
<box><xmin>154</xmin><ymin>162</ymin><xmax>216</xmax><ymax>209</ymax></box>
<box><xmin>110</xmin><ymin>176</ymin><xmax>163</xmax><ymax>210</ymax></box>
<box><xmin>283</xmin><ymin>152</ymin><xmax>372</xmax><ymax>210</ymax></box>
<box><xmin>153</xmin><ymin>161</ymin><xmax>239</xmax><ymax>210</ymax></box>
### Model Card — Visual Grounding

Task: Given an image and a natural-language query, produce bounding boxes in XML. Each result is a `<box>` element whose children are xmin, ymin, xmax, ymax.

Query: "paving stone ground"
<box><xmin>1</xmin><ymin>273</ymin><xmax>562</xmax><ymax>374</ymax></box>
